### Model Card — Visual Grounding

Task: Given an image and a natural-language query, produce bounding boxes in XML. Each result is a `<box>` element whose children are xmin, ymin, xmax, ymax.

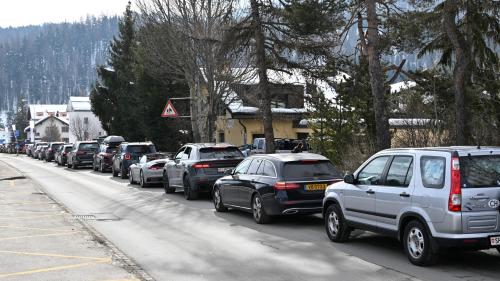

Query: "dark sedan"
<box><xmin>212</xmin><ymin>153</ymin><xmax>342</xmax><ymax>224</ymax></box>
<box><xmin>67</xmin><ymin>141</ymin><xmax>99</xmax><ymax>169</ymax></box>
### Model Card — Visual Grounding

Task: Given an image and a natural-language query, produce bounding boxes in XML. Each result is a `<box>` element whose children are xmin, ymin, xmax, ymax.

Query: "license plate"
<box><xmin>490</xmin><ymin>236</ymin><xmax>500</xmax><ymax>246</ymax></box>
<box><xmin>305</xmin><ymin>183</ymin><xmax>327</xmax><ymax>191</ymax></box>
<box><xmin>218</xmin><ymin>168</ymin><xmax>227</xmax><ymax>173</ymax></box>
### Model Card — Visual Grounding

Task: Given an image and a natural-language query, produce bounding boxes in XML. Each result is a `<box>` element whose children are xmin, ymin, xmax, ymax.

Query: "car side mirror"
<box><xmin>224</xmin><ymin>168</ymin><xmax>234</xmax><ymax>175</ymax></box>
<box><xmin>344</xmin><ymin>174</ymin><xmax>356</xmax><ymax>184</ymax></box>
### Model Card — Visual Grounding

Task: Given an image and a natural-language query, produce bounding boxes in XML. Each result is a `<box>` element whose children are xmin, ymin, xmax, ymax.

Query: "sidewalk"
<box><xmin>0</xmin><ymin>159</ymin><xmax>140</xmax><ymax>281</ymax></box>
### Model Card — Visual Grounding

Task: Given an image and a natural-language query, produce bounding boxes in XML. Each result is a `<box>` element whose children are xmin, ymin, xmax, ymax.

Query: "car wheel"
<box><xmin>128</xmin><ymin>169</ymin><xmax>135</xmax><ymax>184</ymax></box>
<box><xmin>163</xmin><ymin>173</ymin><xmax>175</xmax><ymax>194</ymax></box>
<box><xmin>139</xmin><ymin>171</ymin><xmax>148</xmax><ymax>188</ymax></box>
<box><xmin>183</xmin><ymin>176</ymin><xmax>198</xmax><ymax>200</ymax></box>
<box><xmin>403</xmin><ymin>220</ymin><xmax>438</xmax><ymax>266</ymax></box>
<box><xmin>112</xmin><ymin>164</ymin><xmax>118</xmax><ymax>177</ymax></box>
<box><xmin>72</xmin><ymin>161</ymin><xmax>78</xmax><ymax>169</ymax></box>
<box><xmin>325</xmin><ymin>204</ymin><xmax>351</xmax><ymax>242</ymax></box>
<box><xmin>252</xmin><ymin>193</ymin><xmax>270</xmax><ymax>224</ymax></box>
<box><xmin>213</xmin><ymin>187</ymin><xmax>228</xmax><ymax>212</ymax></box>
<box><xmin>120</xmin><ymin>165</ymin><xmax>128</xmax><ymax>179</ymax></box>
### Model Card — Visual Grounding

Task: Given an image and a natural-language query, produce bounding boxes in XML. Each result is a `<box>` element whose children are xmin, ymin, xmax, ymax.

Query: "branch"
<box><xmin>387</xmin><ymin>59</ymin><xmax>406</xmax><ymax>84</ymax></box>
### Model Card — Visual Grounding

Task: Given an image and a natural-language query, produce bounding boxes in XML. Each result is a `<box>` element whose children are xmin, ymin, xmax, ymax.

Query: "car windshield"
<box><xmin>126</xmin><ymin>145</ymin><xmax>156</xmax><ymax>155</ymax></box>
<box><xmin>199</xmin><ymin>147</ymin><xmax>243</xmax><ymax>160</ymax></box>
<box><xmin>460</xmin><ymin>155</ymin><xmax>500</xmax><ymax>188</ymax></box>
<box><xmin>283</xmin><ymin>161</ymin><xmax>342</xmax><ymax>181</ymax></box>
<box><xmin>79</xmin><ymin>143</ymin><xmax>98</xmax><ymax>151</ymax></box>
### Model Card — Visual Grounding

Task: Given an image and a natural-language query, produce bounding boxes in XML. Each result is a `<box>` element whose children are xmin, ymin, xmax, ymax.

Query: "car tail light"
<box><xmin>448</xmin><ymin>156</ymin><xmax>462</xmax><ymax>212</ymax></box>
<box><xmin>193</xmin><ymin>163</ymin><xmax>210</xmax><ymax>169</ymax></box>
<box><xmin>48</xmin><ymin>148</ymin><xmax>53</xmax><ymax>152</ymax></box>
<box><xmin>63</xmin><ymin>152</ymin><xmax>67</xmax><ymax>156</ymax></box>
<box><xmin>124</xmin><ymin>153</ymin><xmax>131</xmax><ymax>160</ymax></box>
<box><xmin>274</xmin><ymin>182</ymin><xmax>300</xmax><ymax>190</ymax></box>
<box><xmin>148</xmin><ymin>165</ymin><xmax>163</xmax><ymax>170</ymax></box>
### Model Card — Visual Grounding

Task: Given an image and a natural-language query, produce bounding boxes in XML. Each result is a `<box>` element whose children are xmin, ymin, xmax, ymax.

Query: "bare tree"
<box><xmin>137</xmin><ymin>0</ymin><xmax>249</xmax><ymax>142</ymax></box>
<box><xmin>71</xmin><ymin>116</ymin><xmax>97</xmax><ymax>141</ymax></box>
<box><xmin>43</xmin><ymin>119</ymin><xmax>61</xmax><ymax>142</ymax></box>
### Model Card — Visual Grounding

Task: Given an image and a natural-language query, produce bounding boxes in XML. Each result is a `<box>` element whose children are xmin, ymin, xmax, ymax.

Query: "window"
<box><xmin>174</xmin><ymin>148</ymin><xmax>185</xmax><ymax>160</ymax></box>
<box><xmin>78</xmin><ymin>142</ymin><xmax>99</xmax><ymax>151</ymax></box>
<box><xmin>181</xmin><ymin>147</ymin><xmax>192</xmax><ymax>160</ymax></box>
<box><xmin>62</xmin><ymin>126</ymin><xmax>69</xmax><ymax>133</ymax></box>
<box><xmin>284</xmin><ymin>161</ymin><xmax>341</xmax><ymax>181</ymax></box>
<box><xmin>258</xmin><ymin>161</ymin><xmax>277</xmax><ymax>177</ymax></box>
<box><xmin>247</xmin><ymin>159</ymin><xmax>263</xmax><ymax>175</ymax></box>
<box><xmin>199</xmin><ymin>147</ymin><xmax>243</xmax><ymax>160</ymax></box>
<box><xmin>459</xmin><ymin>155</ymin><xmax>500</xmax><ymax>188</ymax></box>
<box><xmin>126</xmin><ymin>145</ymin><xmax>157</xmax><ymax>154</ymax></box>
<box><xmin>386</xmin><ymin>156</ymin><xmax>414</xmax><ymax>187</ymax></box>
<box><xmin>234</xmin><ymin>159</ymin><xmax>252</xmax><ymax>175</ymax></box>
<box><xmin>257</xmin><ymin>140</ymin><xmax>264</xmax><ymax>150</ymax></box>
<box><xmin>357</xmin><ymin>156</ymin><xmax>390</xmax><ymax>185</ymax></box>
<box><xmin>218</xmin><ymin>132</ymin><xmax>225</xmax><ymax>143</ymax></box>
<box><xmin>420</xmin><ymin>156</ymin><xmax>446</xmax><ymax>188</ymax></box>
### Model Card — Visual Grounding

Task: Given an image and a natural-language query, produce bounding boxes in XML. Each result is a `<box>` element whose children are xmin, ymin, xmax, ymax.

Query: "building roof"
<box><xmin>68</xmin><ymin>96</ymin><xmax>91</xmax><ymax>111</ymax></box>
<box><xmin>34</xmin><ymin>115</ymin><xmax>69</xmax><ymax>127</ymax></box>
<box><xmin>28</xmin><ymin>104</ymin><xmax>68</xmax><ymax>121</ymax></box>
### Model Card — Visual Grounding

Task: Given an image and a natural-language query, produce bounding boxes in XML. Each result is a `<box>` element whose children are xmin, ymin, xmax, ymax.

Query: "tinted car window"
<box><xmin>199</xmin><ymin>147</ymin><xmax>243</xmax><ymax>160</ymax></box>
<box><xmin>420</xmin><ymin>156</ymin><xmax>446</xmax><ymax>188</ymax></box>
<box><xmin>52</xmin><ymin>144</ymin><xmax>62</xmax><ymax>150</ymax></box>
<box><xmin>234</xmin><ymin>159</ymin><xmax>252</xmax><ymax>175</ymax></box>
<box><xmin>126</xmin><ymin>145</ymin><xmax>156</xmax><ymax>154</ymax></box>
<box><xmin>64</xmin><ymin>146</ymin><xmax>72</xmax><ymax>152</ymax></box>
<box><xmin>106</xmin><ymin>147</ymin><xmax>118</xmax><ymax>154</ymax></box>
<box><xmin>79</xmin><ymin>143</ymin><xmax>98</xmax><ymax>151</ymax></box>
<box><xmin>386</xmin><ymin>156</ymin><xmax>413</xmax><ymax>187</ymax></box>
<box><xmin>357</xmin><ymin>156</ymin><xmax>390</xmax><ymax>185</ymax></box>
<box><xmin>460</xmin><ymin>155</ymin><xmax>500</xmax><ymax>188</ymax></box>
<box><xmin>247</xmin><ymin>159</ymin><xmax>263</xmax><ymax>175</ymax></box>
<box><xmin>284</xmin><ymin>160</ymin><xmax>341</xmax><ymax>181</ymax></box>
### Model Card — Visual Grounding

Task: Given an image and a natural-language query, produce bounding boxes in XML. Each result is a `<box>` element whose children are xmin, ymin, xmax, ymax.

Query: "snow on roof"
<box><xmin>29</xmin><ymin>104</ymin><xmax>68</xmax><ymax>120</ymax></box>
<box><xmin>34</xmin><ymin>115</ymin><xmax>69</xmax><ymax>126</ymax></box>
<box><xmin>68</xmin><ymin>96</ymin><xmax>91</xmax><ymax>111</ymax></box>
<box><xmin>389</xmin><ymin>118</ymin><xmax>435</xmax><ymax>127</ymax></box>
<box><xmin>390</xmin><ymin>81</ymin><xmax>417</xmax><ymax>94</ymax></box>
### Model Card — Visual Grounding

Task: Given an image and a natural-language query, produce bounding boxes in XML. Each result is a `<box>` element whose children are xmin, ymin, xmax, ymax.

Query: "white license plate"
<box><xmin>490</xmin><ymin>236</ymin><xmax>500</xmax><ymax>246</ymax></box>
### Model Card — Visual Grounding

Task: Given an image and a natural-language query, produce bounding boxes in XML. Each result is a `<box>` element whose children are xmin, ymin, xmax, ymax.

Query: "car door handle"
<box><xmin>366</xmin><ymin>189</ymin><xmax>375</xmax><ymax>194</ymax></box>
<box><xmin>400</xmin><ymin>192</ymin><xmax>410</xmax><ymax>198</ymax></box>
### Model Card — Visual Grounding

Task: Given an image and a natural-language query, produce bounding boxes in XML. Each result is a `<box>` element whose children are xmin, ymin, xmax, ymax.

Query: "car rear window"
<box><xmin>460</xmin><ymin>155</ymin><xmax>500</xmax><ymax>188</ymax></box>
<box><xmin>64</xmin><ymin>146</ymin><xmax>72</xmax><ymax>152</ymax></box>
<box><xmin>283</xmin><ymin>161</ymin><xmax>342</xmax><ymax>181</ymax></box>
<box><xmin>106</xmin><ymin>147</ymin><xmax>118</xmax><ymax>154</ymax></box>
<box><xmin>199</xmin><ymin>147</ymin><xmax>243</xmax><ymax>160</ymax></box>
<box><xmin>79</xmin><ymin>143</ymin><xmax>99</xmax><ymax>151</ymax></box>
<box><xmin>126</xmin><ymin>145</ymin><xmax>156</xmax><ymax>154</ymax></box>
<box><xmin>52</xmin><ymin>144</ymin><xmax>62</xmax><ymax>150</ymax></box>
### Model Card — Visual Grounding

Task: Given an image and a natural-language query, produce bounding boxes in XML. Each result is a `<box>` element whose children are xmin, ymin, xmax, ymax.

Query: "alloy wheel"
<box><xmin>253</xmin><ymin>196</ymin><xmax>262</xmax><ymax>221</ymax></box>
<box><xmin>327</xmin><ymin>211</ymin><xmax>340</xmax><ymax>237</ymax></box>
<box><xmin>407</xmin><ymin>227</ymin><xmax>425</xmax><ymax>260</ymax></box>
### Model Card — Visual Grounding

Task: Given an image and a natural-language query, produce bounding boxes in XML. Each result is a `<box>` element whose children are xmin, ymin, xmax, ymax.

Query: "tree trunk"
<box><xmin>250</xmin><ymin>0</ymin><xmax>275</xmax><ymax>153</ymax></box>
<box><xmin>188</xmin><ymin>78</ymin><xmax>202</xmax><ymax>142</ymax></box>
<box><xmin>443</xmin><ymin>0</ymin><xmax>470</xmax><ymax>145</ymax></box>
<box><xmin>365</xmin><ymin>0</ymin><xmax>390</xmax><ymax>151</ymax></box>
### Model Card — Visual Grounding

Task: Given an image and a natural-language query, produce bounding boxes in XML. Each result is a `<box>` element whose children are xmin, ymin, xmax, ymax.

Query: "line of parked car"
<box><xmin>19</xmin><ymin>139</ymin><xmax>500</xmax><ymax>266</ymax></box>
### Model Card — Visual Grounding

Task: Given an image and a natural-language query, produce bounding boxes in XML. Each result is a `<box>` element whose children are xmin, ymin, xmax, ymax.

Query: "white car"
<box><xmin>128</xmin><ymin>153</ymin><xmax>169</xmax><ymax>187</ymax></box>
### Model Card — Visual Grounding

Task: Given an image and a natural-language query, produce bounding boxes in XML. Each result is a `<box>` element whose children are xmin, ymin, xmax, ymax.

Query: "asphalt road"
<box><xmin>2</xmin><ymin>154</ymin><xmax>499</xmax><ymax>281</ymax></box>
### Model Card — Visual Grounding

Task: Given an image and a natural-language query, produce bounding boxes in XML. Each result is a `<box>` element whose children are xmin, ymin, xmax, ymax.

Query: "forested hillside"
<box><xmin>0</xmin><ymin>16</ymin><xmax>119</xmax><ymax>111</ymax></box>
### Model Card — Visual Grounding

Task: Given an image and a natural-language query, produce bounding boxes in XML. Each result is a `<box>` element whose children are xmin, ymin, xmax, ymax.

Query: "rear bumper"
<box><xmin>191</xmin><ymin>175</ymin><xmax>223</xmax><ymax>192</ymax></box>
<box><xmin>434</xmin><ymin>235</ymin><xmax>500</xmax><ymax>250</ymax></box>
<box><xmin>263</xmin><ymin>196</ymin><xmax>323</xmax><ymax>216</ymax></box>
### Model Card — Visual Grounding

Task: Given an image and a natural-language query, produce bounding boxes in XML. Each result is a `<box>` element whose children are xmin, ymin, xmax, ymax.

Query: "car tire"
<box><xmin>213</xmin><ymin>187</ymin><xmax>228</xmax><ymax>212</ymax></box>
<box><xmin>139</xmin><ymin>171</ymin><xmax>148</xmax><ymax>188</ymax></box>
<box><xmin>120</xmin><ymin>165</ymin><xmax>128</xmax><ymax>179</ymax></box>
<box><xmin>163</xmin><ymin>173</ymin><xmax>175</xmax><ymax>194</ymax></box>
<box><xmin>72</xmin><ymin>161</ymin><xmax>78</xmax><ymax>169</ymax></box>
<box><xmin>112</xmin><ymin>165</ymin><xmax>118</xmax><ymax>177</ymax></box>
<box><xmin>183</xmin><ymin>176</ymin><xmax>198</xmax><ymax>200</ymax></box>
<box><xmin>252</xmin><ymin>193</ymin><xmax>270</xmax><ymax>224</ymax></box>
<box><xmin>129</xmin><ymin>169</ymin><xmax>136</xmax><ymax>184</ymax></box>
<box><xmin>403</xmin><ymin>220</ymin><xmax>438</xmax><ymax>266</ymax></box>
<box><xmin>325</xmin><ymin>204</ymin><xmax>351</xmax><ymax>243</ymax></box>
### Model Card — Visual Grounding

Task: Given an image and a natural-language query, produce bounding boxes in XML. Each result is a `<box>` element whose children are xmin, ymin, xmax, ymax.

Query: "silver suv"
<box><xmin>323</xmin><ymin>146</ymin><xmax>500</xmax><ymax>266</ymax></box>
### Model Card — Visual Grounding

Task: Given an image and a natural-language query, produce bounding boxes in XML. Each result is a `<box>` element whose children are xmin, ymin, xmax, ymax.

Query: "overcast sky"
<box><xmin>0</xmin><ymin>0</ymin><xmax>132</xmax><ymax>28</ymax></box>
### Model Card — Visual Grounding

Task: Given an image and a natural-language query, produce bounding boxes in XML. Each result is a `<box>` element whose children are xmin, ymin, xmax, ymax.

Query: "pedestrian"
<box><xmin>291</xmin><ymin>142</ymin><xmax>303</xmax><ymax>153</ymax></box>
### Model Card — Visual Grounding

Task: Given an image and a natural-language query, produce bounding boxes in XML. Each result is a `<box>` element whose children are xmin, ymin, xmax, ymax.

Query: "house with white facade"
<box><xmin>25</xmin><ymin>104</ymin><xmax>69</xmax><ymax>142</ymax></box>
<box><xmin>67</xmin><ymin>96</ymin><xmax>105</xmax><ymax>143</ymax></box>
<box><xmin>32</xmin><ymin>115</ymin><xmax>70</xmax><ymax>142</ymax></box>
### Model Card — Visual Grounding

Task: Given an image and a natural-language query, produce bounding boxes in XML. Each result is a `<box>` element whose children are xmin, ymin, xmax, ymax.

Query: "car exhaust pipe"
<box><xmin>283</xmin><ymin>209</ymin><xmax>299</xmax><ymax>215</ymax></box>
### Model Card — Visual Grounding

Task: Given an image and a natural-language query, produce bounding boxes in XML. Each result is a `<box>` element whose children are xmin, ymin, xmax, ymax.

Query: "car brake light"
<box><xmin>63</xmin><ymin>152</ymin><xmax>67</xmax><ymax>156</ymax></box>
<box><xmin>449</xmin><ymin>156</ymin><xmax>462</xmax><ymax>212</ymax></box>
<box><xmin>193</xmin><ymin>163</ymin><xmax>210</xmax><ymax>169</ymax></box>
<box><xmin>274</xmin><ymin>182</ymin><xmax>300</xmax><ymax>190</ymax></box>
<box><xmin>48</xmin><ymin>148</ymin><xmax>53</xmax><ymax>152</ymax></box>
<box><xmin>149</xmin><ymin>165</ymin><xmax>162</xmax><ymax>170</ymax></box>
<box><xmin>124</xmin><ymin>153</ymin><xmax>131</xmax><ymax>160</ymax></box>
